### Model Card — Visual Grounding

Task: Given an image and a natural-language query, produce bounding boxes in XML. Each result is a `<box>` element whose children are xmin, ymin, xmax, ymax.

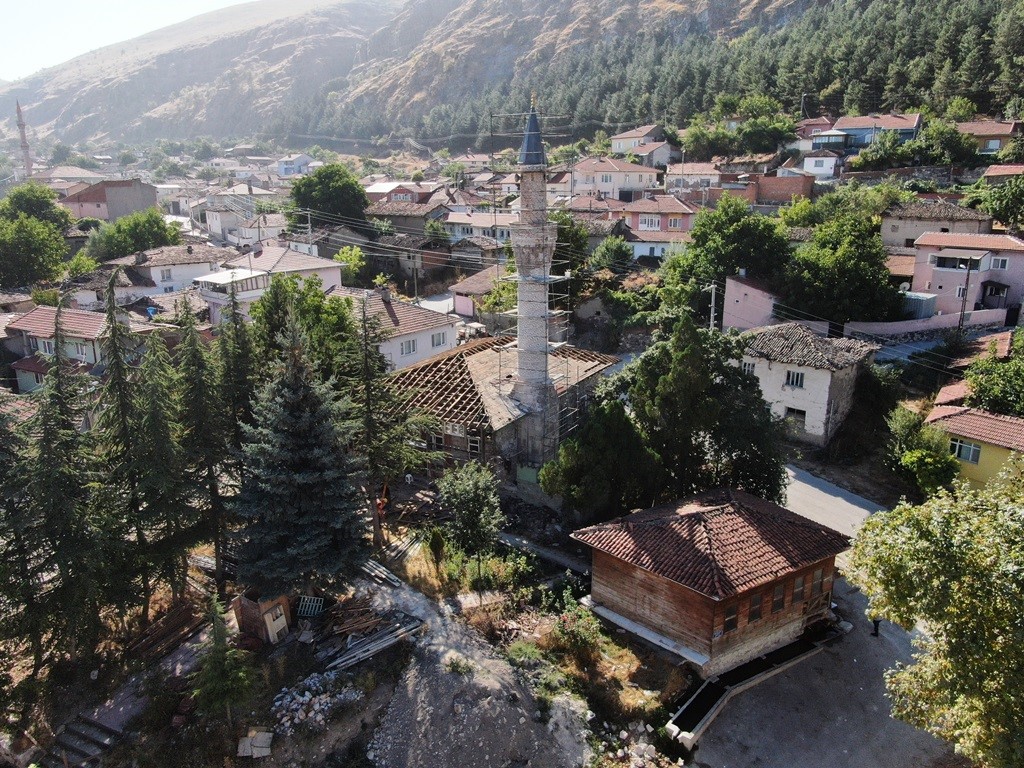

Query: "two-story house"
<box><xmin>611</xmin><ymin>124</ymin><xmax>665</xmax><ymax>154</ymax></box>
<box><xmin>912</xmin><ymin>232</ymin><xmax>1024</xmax><ymax>315</ymax></box>
<box><xmin>364</xmin><ymin>181</ymin><xmax>442</xmax><ymax>204</ymax></box>
<box><xmin>832</xmin><ymin>113</ymin><xmax>922</xmax><ymax>149</ymax></box>
<box><xmin>664</xmin><ymin>162</ymin><xmax>725</xmax><ymax>191</ymax></box>
<box><xmin>614</xmin><ymin>195</ymin><xmax>696</xmax><ymax>259</ymax></box>
<box><xmin>786</xmin><ymin>117</ymin><xmax>836</xmax><ymax>153</ymax></box>
<box><xmin>742</xmin><ymin>323</ymin><xmax>878</xmax><ymax>445</ymax></box>
<box><xmin>332</xmin><ymin>286</ymin><xmax>459</xmax><ymax>369</ymax></box>
<box><xmin>232</xmin><ymin>213</ymin><xmax>289</xmax><ymax>247</ymax></box>
<box><xmin>925</xmin><ymin>405</ymin><xmax>1024</xmax><ymax>487</ymax></box>
<box><xmin>444</xmin><ymin>211</ymin><xmax>518</xmax><ymax>242</ymax></box>
<box><xmin>956</xmin><ymin>120</ymin><xmax>1023</xmax><ymax>155</ymax></box>
<box><xmin>449</xmin><ymin>153</ymin><xmax>491</xmax><ymax>172</ymax></box>
<box><xmin>570</xmin><ymin>158</ymin><xmax>659</xmax><ymax>201</ymax></box>
<box><xmin>6</xmin><ymin>306</ymin><xmax>155</xmax><ymax>393</ymax></box>
<box><xmin>276</xmin><ymin>154</ymin><xmax>313</xmax><ymax>177</ymax></box>
<box><xmin>366</xmin><ymin>201</ymin><xmax>449</xmax><ymax>236</ymax></box>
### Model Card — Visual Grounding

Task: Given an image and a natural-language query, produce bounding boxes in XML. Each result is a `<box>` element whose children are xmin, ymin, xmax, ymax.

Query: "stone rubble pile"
<box><xmin>590</xmin><ymin>719</ymin><xmax>685</xmax><ymax>767</ymax></box>
<box><xmin>271</xmin><ymin>670</ymin><xmax>363</xmax><ymax>736</ymax></box>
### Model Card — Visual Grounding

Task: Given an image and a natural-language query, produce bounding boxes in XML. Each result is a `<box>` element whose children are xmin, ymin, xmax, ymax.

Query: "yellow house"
<box><xmin>925</xmin><ymin>406</ymin><xmax>1024</xmax><ymax>486</ymax></box>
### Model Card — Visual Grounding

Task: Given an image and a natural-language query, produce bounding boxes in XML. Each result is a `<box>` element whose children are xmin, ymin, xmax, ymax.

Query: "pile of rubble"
<box><xmin>271</xmin><ymin>671</ymin><xmax>363</xmax><ymax>736</ymax></box>
<box><xmin>591</xmin><ymin>720</ymin><xmax>684</xmax><ymax>767</ymax></box>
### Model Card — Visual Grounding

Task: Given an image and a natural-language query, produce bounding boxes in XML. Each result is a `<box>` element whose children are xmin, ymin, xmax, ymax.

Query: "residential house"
<box><xmin>363</xmin><ymin>234</ymin><xmax>443</xmax><ymax>281</ymax></box>
<box><xmin>332</xmin><ymin>286</ymin><xmax>459</xmax><ymax>369</ymax></box>
<box><xmin>444</xmin><ymin>211</ymin><xmax>518</xmax><ymax>242</ymax></box>
<box><xmin>715</xmin><ymin>153</ymin><xmax>782</xmax><ymax>175</ymax></box>
<box><xmin>801</xmin><ymin>150</ymin><xmax>841</xmax><ymax>178</ymax></box>
<box><xmin>450</xmin><ymin>265</ymin><xmax>502</xmax><ymax>318</ymax></box>
<box><xmin>193</xmin><ymin>269</ymin><xmax>270</xmax><ymax>324</ymax></box>
<box><xmin>912</xmin><ymin>232</ymin><xmax>1024</xmax><ymax>315</ymax></box>
<box><xmin>366</xmin><ymin>200</ymin><xmax>448</xmax><ymax>237</ymax></box>
<box><xmin>571</xmin><ymin>489</ymin><xmax>848</xmax><ymax>677</ymax></box>
<box><xmin>365</xmin><ymin>181</ymin><xmax>442</xmax><ymax>204</ymax></box>
<box><xmin>0</xmin><ymin>292</ymin><xmax>34</xmax><ymax>313</ymax></box>
<box><xmin>981</xmin><ymin>164</ymin><xmax>1024</xmax><ymax>185</ymax></box>
<box><xmin>787</xmin><ymin>117</ymin><xmax>836</xmax><ymax>153</ymax></box>
<box><xmin>629</xmin><ymin>142</ymin><xmax>675</xmax><ymax>168</ymax></box>
<box><xmin>59</xmin><ymin>179</ymin><xmax>158</xmax><ymax>222</ymax></box>
<box><xmin>449</xmin><ymin>153</ymin><xmax>491</xmax><ymax>172</ymax></box>
<box><xmin>233</xmin><ymin>212</ymin><xmax>288</xmax><ymax>246</ymax></box>
<box><xmin>206</xmin><ymin>183</ymin><xmax>282</xmax><ymax>217</ymax></box>
<box><xmin>882</xmin><ymin>200</ymin><xmax>992</xmax><ymax>248</ymax></box>
<box><xmin>546</xmin><ymin>170</ymin><xmax>573</xmax><ymax>197</ymax></box>
<box><xmin>450</xmin><ymin>236</ymin><xmax>503</xmax><ymax>271</ymax></box>
<box><xmin>30</xmin><ymin>165</ymin><xmax>106</xmax><ymax>185</ymax></box>
<box><xmin>276</xmin><ymin>153</ymin><xmax>313</xmax><ymax>176</ymax></box>
<box><xmin>282</xmin><ymin>225</ymin><xmax>370</xmax><ymax>261</ymax></box>
<box><xmin>832</xmin><ymin>113</ymin><xmax>922</xmax><ymax>149</ymax></box>
<box><xmin>664</xmin><ymin>162</ymin><xmax>725</xmax><ymax>191</ymax></box>
<box><xmin>206</xmin><ymin>208</ymin><xmax>245</xmax><ymax>243</ymax></box>
<box><xmin>389</xmin><ymin>336</ymin><xmax>616</xmax><ymax>465</ymax></box>
<box><xmin>570</xmin><ymin>158</ymin><xmax>659</xmax><ymax>201</ymax></box>
<box><xmin>425</xmin><ymin>186</ymin><xmax>491</xmax><ymax>213</ymax></box>
<box><xmin>925</xmin><ymin>405</ymin><xmax>1024</xmax><ymax>486</ymax></box>
<box><xmin>950</xmin><ymin>330</ymin><xmax>1015</xmax><ymax>371</ymax></box>
<box><xmin>611</xmin><ymin>124</ymin><xmax>665</xmax><ymax>154</ymax></box>
<box><xmin>572</xmin><ymin>215</ymin><xmax>628</xmax><ymax>252</ymax></box>
<box><xmin>614</xmin><ymin>195</ymin><xmax>696</xmax><ymax>259</ymax></box>
<box><xmin>742</xmin><ymin>323</ymin><xmax>879</xmax><ymax>445</ymax></box>
<box><xmin>722</xmin><ymin>274</ymin><xmax>781</xmax><ymax>331</ymax></box>
<box><xmin>6</xmin><ymin>306</ymin><xmax>156</xmax><ymax>393</ymax></box>
<box><xmin>71</xmin><ymin>243</ymin><xmax>226</xmax><ymax>309</ymax></box>
<box><xmin>810</xmin><ymin>129</ymin><xmax>851</xmax><ymax>153</ymax></box>
<box><xmin>956</xmin><ymin>120</ymin><xmax>1023</xmax><ymax>155</ymax></box>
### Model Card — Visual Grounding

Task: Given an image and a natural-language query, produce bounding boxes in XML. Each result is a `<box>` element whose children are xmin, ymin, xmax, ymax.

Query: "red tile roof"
<box><xmin>934</xmin><ymin>380</ymin><xmax>970</xmax><ymax>406</ymax></box>
<box><xmin>572</xmin><ymin>157</ymin><xmax>654</xmax><ymax>175</ymax></box>
<box><xmin>8</xmin><ymin>306</ymin><xmax>109</xmax><ymax>340</ymax></box>
<box><xmin>622</xmin><ymin>196</ymin><xmax>695</xmax><ymax>214</ymax></box>
<box><xmin>833</xmin><ymin>113</ymin><xmax>921</xmax><ymax>131</ymax></box>
<box><xmin>949</xmin><ymin>330</ymin><xmax>1014</xmax><ymax>369</ymax></box>
<box><xmin>571</xmin><ymin>489</ymin><xmax>849</xmax><ymax>600</ymax></box>
<box><xmin>982</xmin><ymin>165</ymin><xmax>1024</xmax><ymax>178</ymax></box>
<box><xmin>449</xmin><ymin>265</ymin><xmax>502</xmax><ymax>296</ymax></box>
<box><xmin>330</xmin><ymin>286</ymin><xmax>457</xmax><ymax>337</ymax></box>
<box><xmin>885</xmin><ymin>253</ymin><xmax>916</xmax><ymax>277</ymax></box>
<box><xmin>914</xmin><ymin>232</ymin><xmax>1024</xmax><ymax>251</ymax></box>
<box><xmin>611</xmin><ymin>124</ymin><xmax>661</xmax><ymax>141</ymax></box>
<box><xmin>925</xmin><ymin>406</ymin><xmax>1024</xmax><ymax>452</ymax></box>
<box><xmin>956</xmin><ymin>120</ymin><xmax>1022</xmax><ymax>138</ymax></box>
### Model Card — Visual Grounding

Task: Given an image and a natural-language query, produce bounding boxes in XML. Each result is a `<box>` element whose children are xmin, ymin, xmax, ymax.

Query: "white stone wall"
<box><xmin>745</xmin><ymin>357</ymin><xmax>834</xmax><ymax>444</ymax></box>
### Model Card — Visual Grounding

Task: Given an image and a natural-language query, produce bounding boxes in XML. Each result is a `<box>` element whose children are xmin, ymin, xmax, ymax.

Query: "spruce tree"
<box><xmin>133</xmin><ymin>332</ymin><xmax>195</xmax><ymax>598</ymax></box>
<box><xmin>217</xmin><ymin>285</ymin><xmax>255</xmax><ymax>454</ymax></box>
<box><xmin>234</xmin><ymin>317</ymin><xmax>369</xmax><ymax>598</ymax></box>
<box><xmin>175</xmin><ymin>303</ymin><xmax>229</xmax><ymax>585</ymax></box>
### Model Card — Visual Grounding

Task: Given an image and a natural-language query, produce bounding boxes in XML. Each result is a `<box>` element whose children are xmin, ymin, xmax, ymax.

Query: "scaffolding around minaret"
<box><xmin>16</xmin><ymin>101</ymin><xmax>33</xmax><ymax>180</ymax></box>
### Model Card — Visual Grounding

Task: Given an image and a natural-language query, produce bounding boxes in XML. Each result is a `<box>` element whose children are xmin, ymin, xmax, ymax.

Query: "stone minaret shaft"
<box><xmin>16</xmin><ymin>102</ymin><xmax>32</xmax><ymax>178</ymax></box>
<box><xmin>510</xmin><ymin>107</ymin><xmax>556</xmax><ymax>413</ymax></box>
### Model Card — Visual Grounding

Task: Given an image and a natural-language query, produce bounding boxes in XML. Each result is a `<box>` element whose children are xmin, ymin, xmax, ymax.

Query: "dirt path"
<box><xmin>364</xmin><ymin>580</ymin><xmax>592</xmax><ymax>768</ymax></box>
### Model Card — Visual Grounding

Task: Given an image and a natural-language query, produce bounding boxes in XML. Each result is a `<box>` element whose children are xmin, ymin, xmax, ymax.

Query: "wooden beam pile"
<box><xmin>125</xmin><ymin>601</ymin><xmax>208</xmax><ymax>663</ymax></box>
<box><xmin>326</xmin><ymin>596</ymin><xmax>383</xmax><ymax>640</ymax></box>
<box><xmin>325</xmin><ymin>615</ymin><xmax>424</xmax><ymax>671</ymax></box>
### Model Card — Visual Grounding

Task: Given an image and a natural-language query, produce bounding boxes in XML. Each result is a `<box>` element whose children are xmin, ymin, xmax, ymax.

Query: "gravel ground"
<box><xmin>364</xmin><ymin>581</ymin><xmax>592</xmax><ymax>768</ymax></box>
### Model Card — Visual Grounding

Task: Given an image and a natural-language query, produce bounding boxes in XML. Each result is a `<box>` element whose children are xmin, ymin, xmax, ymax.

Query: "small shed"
<box><xmin>231</xmin><ymin>590</ymin><xmax>292</xmax><ymax>645</ymax></box>
<box><xmin>571</xmin><ymin>489</ymin><xmax>849</xmax><ymax>677</ymax></box>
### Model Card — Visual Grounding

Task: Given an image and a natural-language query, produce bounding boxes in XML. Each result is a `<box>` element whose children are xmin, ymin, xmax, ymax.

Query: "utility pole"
<box><xmin>704</xmin><ymin>282</ymin><xmax>717</xmax><ymax>331</ymax></box>
<box><xmin>956</xmin><ymin>257</ymin><xmax>975</xmax><ymax>342</ymax></box>
<box><xmin>361</xmin><ymin>293</ymin><xmax>385</xmax><ymax>549</ymax></box>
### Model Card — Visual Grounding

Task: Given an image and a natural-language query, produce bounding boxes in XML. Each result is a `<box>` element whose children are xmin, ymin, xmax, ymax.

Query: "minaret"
<box><xmin>508</xmin><ymin>103</ymin><xmax>564</xmax><ymax>467</ymax></box>
<box><xmin>16</xmin><ymin>102</ymin><xmax>33</xmax><ymax>178</ymax></box>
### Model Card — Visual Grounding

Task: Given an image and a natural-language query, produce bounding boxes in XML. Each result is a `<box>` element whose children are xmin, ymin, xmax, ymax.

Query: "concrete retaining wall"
<box><xmin>845</xmin><ymin>309</ymin><xmax>1007</xmax><ymax>340</ymax></box>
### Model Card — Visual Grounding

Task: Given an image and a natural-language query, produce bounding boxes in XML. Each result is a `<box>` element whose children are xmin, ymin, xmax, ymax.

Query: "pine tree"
<box><xmin>190</xmin><ymin>597</ymin><xmax>254</xmax><ymax>727</ymax></box>
<box><xmin>234</xmin><ymin>317</ymin><xmax>369</xmax><ymax>597</ymax></box>
<box><xmin>133</xmin><ymin>333</ymin><xmax>195</xmax><ymax>598</ymax></box>
<box><xmin>217</xmin><ymin>285</ymin><xmax>255</xmax><ymax>454</ymax></box>
<box><xmin>175</xmin><ymin>304</ymin><xmax>229</xmax><ymax>585</ymax></box>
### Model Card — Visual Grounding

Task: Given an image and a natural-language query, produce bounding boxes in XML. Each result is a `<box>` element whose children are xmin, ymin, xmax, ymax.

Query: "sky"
<box><xmin>0</xmin><ymin>0</ymin><xmax>251</xmax><ymax>82</ymax></box>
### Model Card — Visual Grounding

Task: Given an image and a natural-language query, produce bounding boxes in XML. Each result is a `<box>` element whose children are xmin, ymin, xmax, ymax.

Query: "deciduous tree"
<box><xmin>438</xmin><ymin>462</ymin><xmax>505</xmax><ymax>583</ymax></box>
<box><xmin>289</xmin><ymin>164</ymin><xmax>369</xmax><ymax>230</ymax></box>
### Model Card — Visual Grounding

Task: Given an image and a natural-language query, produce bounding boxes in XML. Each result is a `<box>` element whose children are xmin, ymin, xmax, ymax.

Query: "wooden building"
<box><xmin>571</xmin><ymin>489</ymin><xmax>849</xmax><ymax>677</ymax></box>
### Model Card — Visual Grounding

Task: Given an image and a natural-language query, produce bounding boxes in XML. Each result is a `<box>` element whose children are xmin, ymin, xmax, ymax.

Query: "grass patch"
<box><xmin>389</xmin><ymin>540</ymin><xmax>538</xmax><ymax>600</ymax></box>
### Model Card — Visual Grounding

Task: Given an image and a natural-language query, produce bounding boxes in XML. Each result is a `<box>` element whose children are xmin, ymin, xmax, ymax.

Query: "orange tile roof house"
<box><xmin>956</xmin><ymin>120</ymin><xmax>1023</xmax><ymax>155</ymax></box>
<box><xmin>59</xmin><ymin>178</ymin><xmax>157</xmax><ymax>222</ymax></box>
<box><xmin>832</xmin><ymin>113</ymin><xmax>922</xmax><ymax>148</ymax></box>
<box><xmin>925</xmin><ymin>405</ymin><xmax>1024</xmax><ymax>486</ymax></box>
<box><xmin>982</xmin><ymin>164</ymin><xmax>1024</xmax><ymax>184</ymax></box>
<box><xmin>572</xmin><ymin>489</ymin><xmax>849</xmax><ymax>677</ymax></box>
<box><xmin>571</xmin><ymin>157</ymin><xmax>660</xmax><ymax>201</ymax></box>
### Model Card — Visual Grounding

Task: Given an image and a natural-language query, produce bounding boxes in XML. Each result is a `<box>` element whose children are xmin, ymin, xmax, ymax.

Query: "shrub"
<box><xmin>506</xmin><ymin>640</ymin><xmax>542</xmax><ymax>667</ymax></box>
<box><xmin>551</xmin><ymin>588</ymin><xmax>602</xmax><ymax>658</ymax></box>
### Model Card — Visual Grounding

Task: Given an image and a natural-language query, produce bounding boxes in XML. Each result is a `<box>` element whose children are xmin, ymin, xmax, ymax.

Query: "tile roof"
<box><xmin>330</xmin><ymin>286</ymin><xmax>456</xmax><ymax>337</ymax></box>
<box><xmin>31</xmin><ymin>165</ymin><xmax>105</xmax><ymax>180</ymax></box>
<box><xmin>71</xmin><ymin>266</ymin><xmax>155</xmax><ymax>291</ymax></box>
<box><xmin>390</xmin><ymin>337</ymin><xmax>617</xmax><ymax>432</ymax></box>
<box><xmin>572</xmin><ymin>157</ymin><xmax>653</xmax><ymax>175</ymax></box>
<box><xmin>611</xmin><ymin>124</ymin><xmax>661</xmax><ymax>141</ymax></box>
<box><xmin>8</xmin><ymin>306</ymin><xmax>109</xmax><ymax>339</ymax></box>
<box><xmin>630</xmin><ymin>141</ymin><xmax>670</xmax><ymax>156</ymax></box>
<box><xmin>0</xmin><ymin>292</ymin><xmax>32</xmax><ymax>306</ymax></box>
<box><xmin>786</xmin><ymin>226</ymin><xmax>815</xmax><ymax>242</ymax></box>
<box><xmin>666</xmin><ymin>162</ymin><xmax>721</xmax><ymax>175</ymax></box>
<box><xmin>949</xmin><ymin>330</ymin><xmax>1014</xmax><ymax>369</ymax></box>
<box><xmin>0</xmin><ymin>395</ymin><xmax>37</xmax><ymax>423</ymax></box>
<box><xmin>623</xmin><ymin>228</ymin><xmax>692</xmax><ymax>244</ymax></box>
<box><xmin>925</xmin><ymin>406</ymin><xmax>1024</xmax><ymax>452</ymax></box>
<box><xmin>366</xmin><ymin>200</ymin><xmax>447</xmax><ymax>217</ymax></box>
<box><xmin>983</xmin><ymin>164</ymin><xmax>1024</xmax><ymax>178</ymax></box>
<box><xmin>885</xmin><ymin>200</ymin><xmax>991</xmax><ymax>222</ymax></box>
<box><xmin>571</xmin><ymin>489</ymin><xmax>849</xmax><ymax>600</ymax></box>
<box><xmin>914</xmin><ymin>232</ymin><xmax>1024</xmax><ymax>251</ymax></box>
<box><xmin>222</xmin><ymin>246</ymin><xmax>340</xmax><ymax>277</ymax></box>
<box><xmin>445</xmin><ymin>211</ymin><xmax>519</xmax><ymax>227</ymax></box>
<box><xmin>0</xmin><ymin>313</ymin><xmax>24</xmax><ymax>339</ymax></box>
<box><xmin>622</xmin><ymin>196</ymin><xmax>695</xmax><ymax>214</ymax></box>
<box><xmin>108</xmin><ymin>243</ymin><xmax>226</xmax><ymax>268</ymax></box>
<box><xmin>956</xmin><ymin>120</ymin><xmax>1022</xmax><ymax>137</ymax></box>
<box><xmin>885</xmin><ymin>253</ymin><xmax>916</xmax><ymax>277</ymax></box>
<box><xmin>241</xmin><ymin>212</ymin><xmax>288</xmax><ymax>229</ymax></box>
<box><xmin>934</xmin><ymin>380</ymin><xmax>970</xmax><ymax>406</ymax></box>
<box><xmin>60</xmin><ymin>179</ymin><xmax>149</xmax><ymax>204</ymax></box>
<box><xmin>744</xmin><ymin>323</ymin><xmax>878</xmax><ymax>371</ymax></box>
<box><xmin>833</xmin><ymin>113</ymin><xmax>921</xmax><ymax>131</ymax></box>
<box><xmin>449</xmin><ymin>265</ymin><xmax>502</xmax><ymax>296</ymax></box>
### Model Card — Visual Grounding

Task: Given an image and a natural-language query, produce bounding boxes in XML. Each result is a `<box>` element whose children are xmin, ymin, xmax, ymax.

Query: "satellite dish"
<box><xmin>899</xmin><ymin>282</ymin><xmax>911</xmax><ymax>292</ymax></box>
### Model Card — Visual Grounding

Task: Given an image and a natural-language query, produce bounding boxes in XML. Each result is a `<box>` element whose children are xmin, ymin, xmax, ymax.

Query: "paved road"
<box><xmin>784</xmin><ymin>465</ymin><xmax>884</xmax><ymax>538</ymax></box>
<box><xmin>416</xmin><ymin>292</ymin><xmax>454</xmax><ymax>314</ymax></box>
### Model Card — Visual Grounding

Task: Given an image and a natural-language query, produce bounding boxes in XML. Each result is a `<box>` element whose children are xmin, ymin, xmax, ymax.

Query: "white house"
<box><xmin>331</xmin><ymin>286</ymin><xmax>460</xmax><ymax>369</ymax></box>
<box><xmin>610</xmin><ymin>124</ymin><xmax>665</xmax><ymax>154</ymax></box>
<box><xmin>206</xmin><ymin>208</ymin><xmax>245</xmax><ymax>243</ymax></box>
<box><xmin>801</xmin><ymin>150</ymin><xmax>841</xmax><ymax>178</ymax></box>
<box><xmin>741</xmin><ymin>323</ymin><xmax>878</xmax><ymax>445</ymax></box>
<box><xmin>232</xmin><ymin>212</ymin><xmax>289</xmax><ymax>246</ymax></box>
<box><xmin>444</xmin><ymin>211</ymin><xmax>518</xmax><ymax>242</ymax></box>
<box><xmin>882</xmin><ymin>200</ymin><xmax>993</xmax><ymax>248</ymax></box>
<box><xmin>276</xmin><ymin>154</ymin><xmax>313</xmax><ymax>177</ymax></box>
<box><xmin>664</xmin><ymin>162</ymin><xmax>723</xmax><ymax>191</ymax></box>
<box><xmin>570</xmin><ymin>158</ymin><xmax>659</xmax><ymax>201</ymax></box>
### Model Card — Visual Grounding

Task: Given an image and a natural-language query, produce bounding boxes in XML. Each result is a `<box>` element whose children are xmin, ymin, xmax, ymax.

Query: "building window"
<box><xmin>34</xmin><ymin>373</ymin><xmax>44</xmax><ymax>385</ymax></box>
<box><xmin>41</xmin><ymin>340</ymin><xmax>54</xmax><ymax>355</ymax></box>
<box><xmin>991</xmin><ymin>257</ymin><xmax>1009</xmax><ymax>270</ymax></box>
<box><xmin>786</xmin><ymin>408</ymin><xmax>807</xmax><ymax>430</ymax></box>
<box><xmin>785</xmin><ymin>370</ymin><xmax>805</xmax><ymax>388</ymax></box>
<box><xmin>741</xmin><ymin>360</ymin><xmax>756</xmax><ymax>375</ymax></box>
<box><xmin>638</xmin><ymin>214</ymin><xmax>659</xmax><ymax>230</ymax></box>
<box><xmin>811</xmin><ymin>568</ymin><xmax>824</xmax><ymax>597</ymax></box>
<box><xmin>905</xmin><ymin>238</ymin><xmax>916</xmax><ymax>247</ymax></box>
<box><xmin>723</xmin><ymin>605</ymin><xmax>738</xmax><ymax>633</ymax></box>
<box><xmin>950</xmin><ymin>438</ymin><xmax>981</xmax><ymax>464</ymax></box>
<box><xmin>74</xmin><ymin>342</ymin><xmax>87</xmax><ymax>357</ymax></box>
<box><xmin>29</xmin><ymin>337</ymin><xmax>39</xmax><ymax>351</ymax></box>
<box><xmin>668</xmin><ymin>217</ymin><xmax>682</xmax><ymax>229</ymax></box>
<box><xmin>468</xmin><ymin>435</ymin><xmax>482</xmax><ymax>455</ymax></box>
<box><xmin>772</xmin><ymin>583</ymin><xmax>785</xmax><ymax>613</ymax></box>
<box><xmin>160</xmin><ymin>268</ymin><xmax>173</xmax><ymax>282</ymax></box>
<box><xmin>748</xmin><ymin>594</ymin><xmax>762</xmax><ymax>623</ymax></box>
<box><xmin>601</xmin><ymin>174</ymin><xmax>612</xmax><ymax>184</ymax></box>
<box><xmin>793</xmin><ymin>575</ymin><xmax>806</xmax><ymax>603</ymax></box>
<box><xmin>431</xmin><ymin>331</ymin><xmax>447</xmax><ymax>348</ymax></box>
<box><xmin>443</xmin><ymin>422</ymin><xmax>466</xmax><ymax>438</ymax></box>
<box><xmin>986</xmin><ymin>138</ymin><xmax>1002</xmax><ymax>151</ymax></box>
<box><xmin>813</xmin><ymin>159</ymin><xmax>824</xmax><ymax>168</ymax></box>
<box><xmin>400</xmin><ymin>339</ymin><xmax>417</xmax><ymax>356</ymax></box>
<box><xmin>428</xmin><ymin>433</ymin><xmax>444</xmax><ymax>450</ymax></box>
<box><xmin>956</xmin><ymin>285</ymin><xmax>968</xmax><ymax>299</ymax></box>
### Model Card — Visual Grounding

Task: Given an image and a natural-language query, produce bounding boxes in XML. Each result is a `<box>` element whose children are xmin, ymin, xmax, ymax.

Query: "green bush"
<box><xmin>551</xmin><ymin>588</ymin><xmax>603</xmax><ymax>657</ymax></box>
<box><xmin>506</xmin><ymin>640</ymin><xmax>542</xmax><ymax>667</ymax></box>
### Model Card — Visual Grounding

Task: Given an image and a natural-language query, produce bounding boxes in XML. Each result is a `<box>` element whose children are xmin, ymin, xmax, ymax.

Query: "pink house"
<box><xmin>613</xmin><ymin>195</ymin><xmax>696</xmax><ymax>259</ymax></box>
<box><xmin>913</xmin><ymin>232</ymin><xmax>1024</xmax><ymax>316</ymax></box>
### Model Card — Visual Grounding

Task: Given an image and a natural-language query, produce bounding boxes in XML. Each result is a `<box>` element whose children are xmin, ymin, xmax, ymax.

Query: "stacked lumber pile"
<box><xmin>125</xmin><ymin>601</ymin><xmax>207</xmax><ymax>662</ymax></box>
<box><xmin>317</xmin><ymin>596</ymin><xmax>382</xmax><ymax>642</ymax></box>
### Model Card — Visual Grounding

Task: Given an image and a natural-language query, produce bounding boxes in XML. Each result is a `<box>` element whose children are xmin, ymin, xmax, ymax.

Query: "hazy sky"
<box><xmin>1</xmin><ymin>0</ymin><xmax>251</xmax><ymax>82</ymax></box>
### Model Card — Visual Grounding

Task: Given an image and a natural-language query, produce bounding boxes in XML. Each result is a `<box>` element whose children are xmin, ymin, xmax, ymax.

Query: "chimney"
<box><xmin>186</xmin><ymin>245</ymin><xmax>193</xmax><ymax>254</ymax></box>
<box><xmin>134</xmin><ymin>251</ymin><xmax>147</xmax><ymax>265</ymax></box>
<box><xmin>738</xmin><ymin>267</ymin><xmax>747</xmax><ymax>277</ymax></box>
<box><xmin>377</xmin><ymin>286</ymin><xmax>392</xmax><ymax>302</ymax></box>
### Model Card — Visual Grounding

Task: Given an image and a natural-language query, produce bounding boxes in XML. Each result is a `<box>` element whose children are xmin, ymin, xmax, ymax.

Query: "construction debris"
<box><xmin>125</xmin><ymin>600</ymin><xmax>207</xmax><ymax>663</ymax></box>
<box><xmin>271</xmin><ymin>671</ymin><xmax>363</xmax><ymax>736</ymax></box>
<box><xmin>237</xmin><ymin>726</ymin><xmax>274</xmax><ymax>758</ymax></box>
<box><xmin>325</xmin><ymin>614</ymin><xmax>424</xmax><ymax>671</ymax></box>
<box><xmin>360</xmin><ymin>559</ymin><xmax>402</xmax><ymax>587</ymax></box>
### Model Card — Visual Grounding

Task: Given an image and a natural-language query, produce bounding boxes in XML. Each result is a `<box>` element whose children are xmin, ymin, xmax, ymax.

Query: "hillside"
<box><xmin>0</xmin><ymin>0</ymin><xmax>403</xmax><ymax>143</ymax></box>
<box><xmin>2</xmin><ymin>0</ymin><xmax>1022</xmax><ymax>147</ymax></box>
